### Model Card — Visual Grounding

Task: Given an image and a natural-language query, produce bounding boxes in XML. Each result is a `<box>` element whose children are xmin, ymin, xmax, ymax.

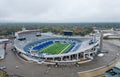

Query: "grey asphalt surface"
<box><xmin>0</xmin><ymin>40</ymin><xmax>120</xmax><ymax>77</ymax></box>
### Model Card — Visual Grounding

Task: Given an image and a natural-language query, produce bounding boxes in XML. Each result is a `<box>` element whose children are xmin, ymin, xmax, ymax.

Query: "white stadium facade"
<box><xmin>13</xmin><ymin>28</ymin><xmax>101</xmax><ymax>65</ymax></box>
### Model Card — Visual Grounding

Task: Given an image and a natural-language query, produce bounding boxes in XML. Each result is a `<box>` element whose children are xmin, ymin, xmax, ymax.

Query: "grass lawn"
<box><xmin>38</xmin><ymin>43</ymin><xmax>72</xmax><ymax>54</ymax></box>
<box><xmin>0</xmin><ymin>70</ymin><xmax>8</xmax><ymax>77</ymax></box>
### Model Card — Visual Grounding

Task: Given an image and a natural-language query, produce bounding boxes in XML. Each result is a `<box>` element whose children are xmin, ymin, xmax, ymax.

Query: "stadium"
<box><xmin>14</xmin><ymin>28</ymin><xmax>100</xmax><ymax>65</ymax></box>
<box><xmin>1</xmin><ymin>27</ymin><xmax>120</xmax><ymax>77</ymax></box>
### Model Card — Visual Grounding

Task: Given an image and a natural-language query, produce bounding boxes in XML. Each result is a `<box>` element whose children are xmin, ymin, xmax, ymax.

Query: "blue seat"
<box><xmin>89</xmin><ymin>39</ymin><xmax>94</xmax><ymax>45</ymax></box>
<box><xmin>32</xmin><ymin>41</ymin><xmax>53</xmax><ymax>51</ymax></box>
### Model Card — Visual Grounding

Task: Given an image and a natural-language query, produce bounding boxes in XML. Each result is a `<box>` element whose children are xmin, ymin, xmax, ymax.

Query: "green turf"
<box><xmin>38</xmin><ymin>43</ymin><xmax>72</xmax><ymax>54</ymax></box>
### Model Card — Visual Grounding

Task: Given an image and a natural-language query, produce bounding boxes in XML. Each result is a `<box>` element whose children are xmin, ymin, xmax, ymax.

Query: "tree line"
<box><xmin>0</xmin><ymin>23</ymin><xmax>120</xmax><ymax>36</ymax></box>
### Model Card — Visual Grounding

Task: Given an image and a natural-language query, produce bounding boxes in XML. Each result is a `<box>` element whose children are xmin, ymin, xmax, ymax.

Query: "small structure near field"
<box><xmin>64</xmin><ymin>30</ymin><xmax>73</xmax><ymax>36</ymax></box>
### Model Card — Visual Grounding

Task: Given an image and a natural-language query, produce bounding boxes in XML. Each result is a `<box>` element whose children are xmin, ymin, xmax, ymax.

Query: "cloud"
<box><xmin>0</xmin><ymin>0</ymin><xmax>120</xmax><ymax>22</ymax></box>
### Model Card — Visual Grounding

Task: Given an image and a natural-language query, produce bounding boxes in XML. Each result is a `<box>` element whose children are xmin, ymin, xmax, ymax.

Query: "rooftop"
<box><xmin>104</xmin><ymin>62</ymin><xmax>120</xmax><ymax>77</ymax></box>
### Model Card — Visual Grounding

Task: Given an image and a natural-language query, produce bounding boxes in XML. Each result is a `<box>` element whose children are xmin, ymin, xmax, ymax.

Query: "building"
<box><xmin>104</xmin><ymin>62</ymin><xmax>120</xmax><ymax>77</ymax></box>
<box><xmin>14</xmin><ymin>29</ymin><xmax>101</xmax><ymax>65</ymax></box>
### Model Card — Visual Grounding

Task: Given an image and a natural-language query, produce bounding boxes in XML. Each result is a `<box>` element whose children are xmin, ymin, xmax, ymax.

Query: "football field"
<box><xmin>39</xmin><ymin>43</ymin><xmax>72</xmax><ymax>54</ymax></box>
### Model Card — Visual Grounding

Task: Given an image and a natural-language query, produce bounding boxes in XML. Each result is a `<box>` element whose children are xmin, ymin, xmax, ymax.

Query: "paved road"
<box><xmin>0</xmin><ymin>40</ymin><xmax>120</xmax><ymax>77</ymax></box>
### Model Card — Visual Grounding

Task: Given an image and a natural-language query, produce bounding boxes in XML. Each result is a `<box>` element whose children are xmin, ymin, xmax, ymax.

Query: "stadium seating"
<box><xmin>23</xmin><ymin>38</ymin><xmax>82</xmax><ymax>55</ymax></box>
<box><xmin>89</xmin><ymin>39</ymin><xmax>94</xmax><ymax>45</ymax></box>
<box><xmin>23</xmin><ymin>44</ymin><xmax>31</xmax><ymax>53</ymax></box>
<box><xmin>33</xmin><ymin>41</ymin><xmax>53</xmax><ymax>50</ymax></box>
<box><xmin>70</xmin><ymin>44</ymin><xmax>81</xmax><ymax>52</ymax></box>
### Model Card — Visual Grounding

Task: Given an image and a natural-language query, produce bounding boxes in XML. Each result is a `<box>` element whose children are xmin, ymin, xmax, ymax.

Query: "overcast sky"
<box><xmin>0</xmin><ymin>0</ymin><xmax>120</xmax><ymax>22</ymax></box>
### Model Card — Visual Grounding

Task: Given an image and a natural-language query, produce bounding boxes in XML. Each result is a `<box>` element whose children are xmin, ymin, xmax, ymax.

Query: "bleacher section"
<box><xmin>23</xmin><ymin>37</ymin><xmax>82</xmax><ymax>56</ymax></box>
<box><xmin>23</xmin><ymin>43</ymin><xmax>34</xmax><ymax>53</ymax></box>
<box><xmin>69</xmin><ymin>44</ymin><xmax>81</xmax><ymax>52</ymax></box>
<box><xmin>89</xmin><ymin>39</ymin><xmax>94</xmax><ymax>45</ymax></box>
<box><xmin>33</xmin><ymin>41</ymin><xmax>53</xmax><ymax>51</ymax></box>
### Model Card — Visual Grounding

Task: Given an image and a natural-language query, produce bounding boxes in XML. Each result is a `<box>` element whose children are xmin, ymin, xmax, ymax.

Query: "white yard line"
<box><xmin>59</xmin><ymin>44</ymin><xmax>71</xmax><ymax>54</ymax></box>
<box><xmin>39</xmin><ymin>43</ymin><xmax>55</xmax><ymax>52</ymax></box>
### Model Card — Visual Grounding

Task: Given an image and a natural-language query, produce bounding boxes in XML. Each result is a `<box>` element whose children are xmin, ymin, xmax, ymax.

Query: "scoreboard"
<box><xmin>64</xmin><ymin>30</ymin><xmax>73</xmax><ymax>36</ymax></box>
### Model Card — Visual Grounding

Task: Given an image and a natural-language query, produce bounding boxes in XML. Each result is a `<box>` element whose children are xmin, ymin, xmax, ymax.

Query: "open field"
<box><xmin>39</xmin><ymin>43</ymin><xmax>72</xmax><ymax>54</ymax></box>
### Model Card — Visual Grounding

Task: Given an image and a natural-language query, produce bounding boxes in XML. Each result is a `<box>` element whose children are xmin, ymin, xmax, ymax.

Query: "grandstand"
<box><xmin>14</xmin><ymin>29</ymin><xmax>100</xmax><ymax>65</ymax></box>
<box><xmin>33</xmin><ymin>41</ymin><xmax>53</xmax><ymax>51</ymax></box>
<box><xmin>23</xmin><ymin>38</ymin><xmax>82</xmax><ymax>55</ymax></box>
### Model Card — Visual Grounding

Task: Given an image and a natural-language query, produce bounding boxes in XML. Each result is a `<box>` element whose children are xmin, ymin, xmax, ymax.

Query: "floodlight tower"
<box><xmin>99</xmin><ymin>31</ymin><xmax>103</xmax><ymax>52</ymax></box>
